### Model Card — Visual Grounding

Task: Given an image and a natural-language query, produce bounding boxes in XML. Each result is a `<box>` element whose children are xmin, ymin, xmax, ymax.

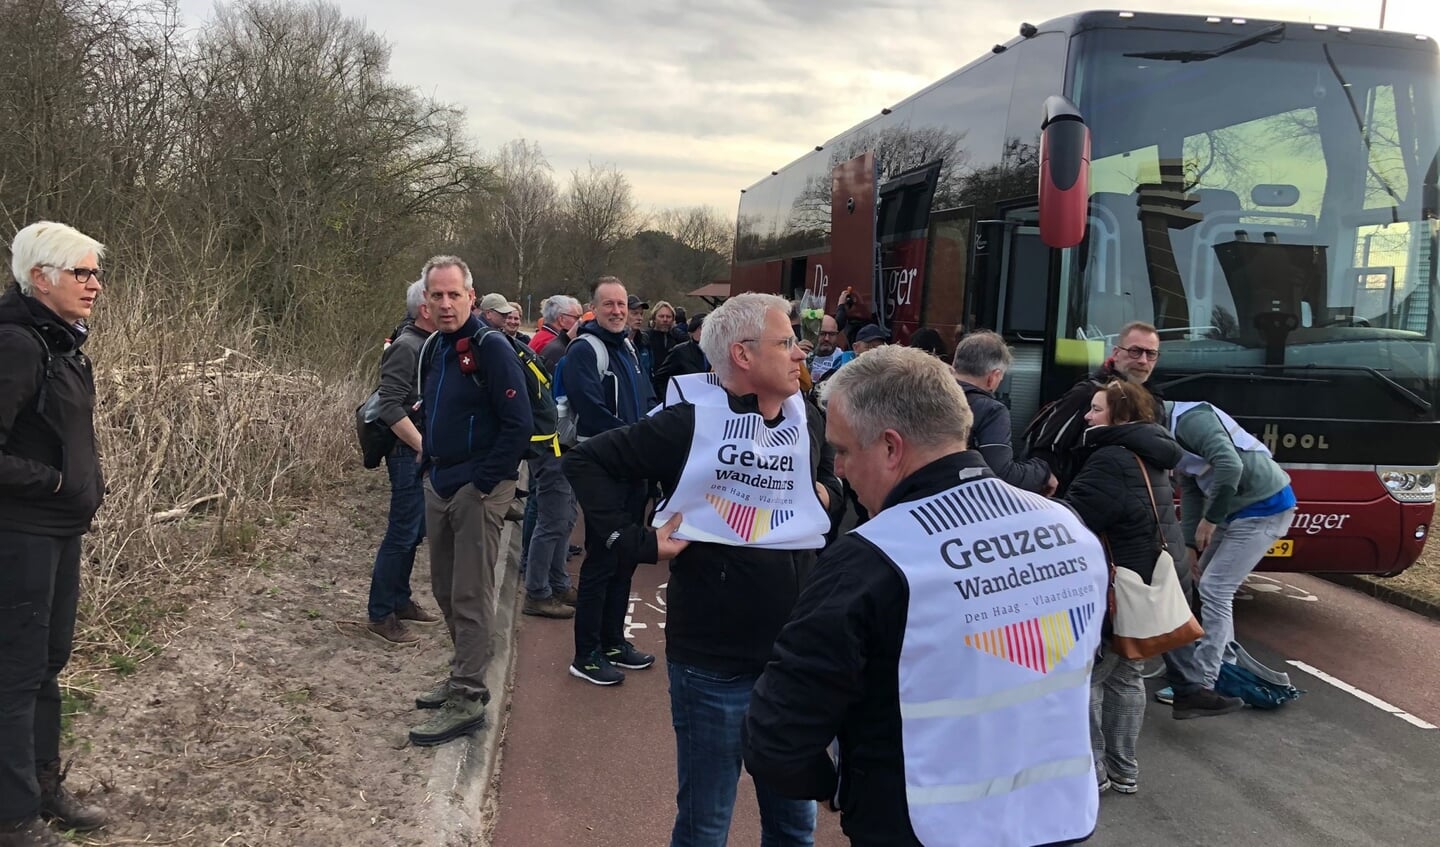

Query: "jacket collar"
<box><xmin>880</xmin><ymin>451</ymin><xmax>994</xmax><ymax>511</ymax></box>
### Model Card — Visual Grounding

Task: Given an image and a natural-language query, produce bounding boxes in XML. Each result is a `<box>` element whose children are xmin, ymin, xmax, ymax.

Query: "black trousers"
<box><xmin>572</xmin><ymin>482</ymin><xmax>647</xmax><ymax>661</ymax></box>
<box><xmin>0</xmin><ymin>531</ymin><xmax>80</xmax><ymax>823</ymax></box>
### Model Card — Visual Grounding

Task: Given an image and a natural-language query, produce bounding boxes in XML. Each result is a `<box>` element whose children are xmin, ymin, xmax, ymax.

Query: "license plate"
<box><xmin>1265</xmin><ymin>539</ymin><xmax>1295</xmax><ymax>558</ymax></box>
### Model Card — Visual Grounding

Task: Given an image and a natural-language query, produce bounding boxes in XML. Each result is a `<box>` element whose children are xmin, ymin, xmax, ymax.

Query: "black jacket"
<box><xmin>647</xmin><ymin>326</ymin><xmax>686</xmax><ymax>397</ymax></box>
<box><xmin>652</xmin><ymin>340</ymin><xmax>706</xmax><ymax>397</ymax></box>
<box><xmin>1064</xmin><ymin>423</ymin><xmax>1185</xmax><ymax>582</ymax></box>
<box><xmin>1028</xmin><ymin>362</ymin><xmax>1164</xmax><ymax>494</ymax></box>
<box><xmin>0</xmin><ymin>285</ymin><xmax>105</xmax><ymax>535</ymax></box>
<box><xmin>563</xmin><ymin>390</ymin><xmax>843</xmax><ymax>675</ymax></box>
<box><xmin>376</xmin><ymin>323</ymin><xmax>426</xmax><ymax>429</ymax></box>
<box><xmin>743</xmin><ymin>451</ymin><xmax>1090</xmax><ymax>847</ymax></box>
<box><xmin>961</xmin><ymin>381</ymin><xmax>1051</xmax><ymax>493</ymax></box>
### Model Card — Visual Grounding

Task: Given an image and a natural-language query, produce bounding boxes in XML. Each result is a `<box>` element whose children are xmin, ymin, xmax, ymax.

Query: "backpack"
<box><xmin>1214</xmin><ymin>641</ymin><xmax>1304</xmax><ymax>709</ymax></box>
<box><xmin>418</xmin><ymin>325</ymin><xmax>559</xmax><ymax>459</ymax></box>
<box><xmin>354</xmin><ymin>389</ymin><xmax>396</xmax><ymax>469</ymax></box>
<box><xmin>553</xmin><ymin>334</ymin><xmax>610</xmax><ymax>448</ymax></box>
<box><xmin>1020</xmin><ymin>377</ymin><xmax>1101</xmax><ymax>461</ymax></box>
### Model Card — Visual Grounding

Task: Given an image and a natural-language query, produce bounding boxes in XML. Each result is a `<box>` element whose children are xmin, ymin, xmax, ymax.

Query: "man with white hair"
<box><xmin>566</xmin><ymin>292</ymin><xmax>843</xmax><ymax>847</ymax></box>
<box><xmin>745</xmin><ymin>345</ymin><xmax>1106</xmax><ymax>847</ymax></box>
<box><xmin>529</xmin><ymin>294</ymin><xmax>583</xmax><ymax>368</ymax></box>
<box><xmin>0</xmin><ymin>221</ymin><xmax>111</xmax><ymax>845</ymax></box>
<box><xmin>364</xmin><ymin>279</ymin><xmax>441</xmax><ymax>645</ymax></box>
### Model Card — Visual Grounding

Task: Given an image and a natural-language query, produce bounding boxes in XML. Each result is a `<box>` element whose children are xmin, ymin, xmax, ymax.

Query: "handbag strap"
<box><xmin>1133</xmin><ymin>454</ymin><xmax>1170</xmax><ymax>553</ymax></box>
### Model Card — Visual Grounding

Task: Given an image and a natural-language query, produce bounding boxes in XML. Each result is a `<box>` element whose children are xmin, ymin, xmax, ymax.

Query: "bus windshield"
<box><xmin>1062</xmin><ymin>26</ymin><xmax>1440</xmax><ymax>419</ymax></box>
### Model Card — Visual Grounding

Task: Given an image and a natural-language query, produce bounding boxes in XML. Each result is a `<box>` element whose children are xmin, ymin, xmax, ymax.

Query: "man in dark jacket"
<box><xmin>566</xmin><ymin>292</ymin><xmax>843</xmax><ymax>846</ymax></box>
<box><xmin>563</xmin><ymin>277</ymin><xmax>658</xmax><ymax>684</ymax></box>
<box><xmin>0</xmin><ymin>221</ymin><xmax>111</xmax><ymax>844</ymax></box>
<box><xmin>744</xmin><ymin>345</ymin><xmax>1105</xmax><ymax>847</ymax></box>
<box><xmin>952</xmin><ymin>330</ymin><xmax>1056</xmax><ymax>495</ymax></box>
<box><xmin>407</xmin><ymin>256</ymin><xmax>532</xmax><ymax>747</ymax></box>
<box><xmin>365</xmin><ymin>280</ymin><xmax>441</xmax><ymax>645</ymax></box>
<box><xmin>1028</xmin><ymin>321</ymin><xmax>1165</xmax><ymax>494</ymax></box>
<box><xmin>645</xmin><ymin>300</ymin><xmax>686</xmax><ymax>396</ymax></box>
<box><xmin>652</xmin><ymin>311</ymin><xmax>707</xmax><ymax>395</ymax></box>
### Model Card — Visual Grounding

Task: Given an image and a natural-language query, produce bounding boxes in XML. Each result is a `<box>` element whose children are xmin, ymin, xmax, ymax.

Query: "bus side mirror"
<box><xmin>1038</xmin><ymin>95</ymin><xmax>1090</xmax><ymax>249</ymax></box>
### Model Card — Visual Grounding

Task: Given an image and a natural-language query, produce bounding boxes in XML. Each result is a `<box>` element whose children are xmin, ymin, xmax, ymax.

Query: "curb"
<box><xmin>1321</xmin><ymin>574</ymin><xmax>1440</xmax><ymax>622</ymax></box>
<box><xmin>424</xmin><ymin>516</ymin><xmax>525</xmax><ymax>847</ymax></box>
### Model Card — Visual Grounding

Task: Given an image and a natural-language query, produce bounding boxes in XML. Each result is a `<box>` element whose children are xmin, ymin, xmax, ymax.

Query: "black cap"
<box><xmin>854</xmin><ymin>324</ymin><xmax>890</xmax><ymax>343</ymax></box>
<box><xmin>688</xmin><ymin>312</ymin><xmax>706</xmax><ymax>333</ymax></box>
<box><xmin>628</xmin><ymin>294</ymin><xmax>649</xmax><ymax>310</ymax></box>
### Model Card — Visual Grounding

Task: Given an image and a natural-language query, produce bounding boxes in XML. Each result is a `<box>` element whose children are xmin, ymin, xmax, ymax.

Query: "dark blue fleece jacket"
<box><xmin>422</xmin><ymin>315</ymin><xmax>532</xmax><ymax>498</ymax></box>
<box><xmin>566</xmin><ymin>320</ymin><xmax>656</xmax><ymax>438</ymax></box>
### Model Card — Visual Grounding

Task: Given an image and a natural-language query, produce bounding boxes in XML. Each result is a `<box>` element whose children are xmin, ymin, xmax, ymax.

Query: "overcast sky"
<box><xmin>180</xmin><ymin>0</ymin><xmax>1436</xmax><ymax>217</ymax></box>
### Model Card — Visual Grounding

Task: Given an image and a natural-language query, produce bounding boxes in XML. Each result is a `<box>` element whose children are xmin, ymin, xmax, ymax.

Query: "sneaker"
<box><xmin>396</xmin><ymin>600</ymin><xmax>441</xmax><ymax>626</ymax></box>
<box><xmin>414</xmin><ymin>680</ymin><xmax>450</xmax><ymax>710</ymax></box>
<box><xmin>605</xmin><ymin>641</ymin><xmax>655</xmax><ymax>670</ymax></box>
<box><xmin>1097</xmin><ymin>776</ymin><xmax>1111</xmax><ymax>793</ymax></box>
<box><xmin>409</xmin><ymin>695</ymin><xmax>486</xmax><ymax>746</ymax></box>
<box><xmin>1172</xmin><ymin>688</ymin><xmax>1245</xmax><ymax>720</ymax></box>
<box><xmin>555</xmin><ymin>586</ymin><xmax>578</xmax><ymax>606</ymax></box>
<box><xmin>1110</xmin><ymin>775</ymin><xmax>1138</xmax><ymax>794</ymax></box>
<box><xmin>523</xmin><ymin>595</ymin><xmax>575</xmax><ymax>619</ymax></box>
<box><xmin>569</xmin><ymin>649</ymin><xmax>625</xmax><ymax>685</ymax></box>
<box><xmin>366</xmin><ymin>613</ymin><xmax>419</xmax><ymax>645</ymax></box>
<box><xmin>1155</xmin><ymin>686</ymin><xmax>1174</xmax><ymax>705</ymax></box>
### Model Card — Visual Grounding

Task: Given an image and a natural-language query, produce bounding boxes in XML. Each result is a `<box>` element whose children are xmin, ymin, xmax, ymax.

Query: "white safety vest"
<box><xmin>1168</xmin><ymin>401</ymin><xmax>1270</xmax><ymax>494</ymax></box>
<box><xmin>854</xmin><ymin>475</ymin><xmax>1106</xmax><ymax>847</ymax></box>
<box><xmin>651</xmin><ymin>374</ymin><xmax>829</xmax><ymax>550</ymax></box>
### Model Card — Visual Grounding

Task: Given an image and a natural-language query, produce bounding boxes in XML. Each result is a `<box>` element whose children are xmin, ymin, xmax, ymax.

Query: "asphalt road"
<box><xmin>492</xmin><ymin>564</ymin><xmax>1440</xmax><ymax>846</ymax></box>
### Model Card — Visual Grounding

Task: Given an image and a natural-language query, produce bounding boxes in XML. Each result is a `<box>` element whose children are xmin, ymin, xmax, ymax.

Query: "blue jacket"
<box><xmin>567</xmin><ymin>320</ymin><xmax>656</xmax><ymax>438</ymax></box>
<box><xmin>422</xmin><ymin>314</ymin><xmax>532</xmax><ymax>498</ymax></box>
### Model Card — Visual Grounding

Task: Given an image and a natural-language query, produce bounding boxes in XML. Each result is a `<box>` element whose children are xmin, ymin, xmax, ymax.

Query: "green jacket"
<box><xmin>1172</xmin><ymin>403</ymin><xmax>1291</xmax><ymax>547</ymax></box>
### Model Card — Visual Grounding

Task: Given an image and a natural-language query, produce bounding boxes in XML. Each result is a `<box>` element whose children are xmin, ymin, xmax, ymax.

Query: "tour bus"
<box><xmin>730</xmin><ymin>10</ymin><xmax>1439</xmax><ymax>575</ymax></box>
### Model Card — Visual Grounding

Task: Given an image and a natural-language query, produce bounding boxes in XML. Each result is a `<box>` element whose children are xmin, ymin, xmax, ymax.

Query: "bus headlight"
<box><xmin>1377</xmin><ymin>466</ymin><xmax>1438</xmax><ymax>503</ymax></box>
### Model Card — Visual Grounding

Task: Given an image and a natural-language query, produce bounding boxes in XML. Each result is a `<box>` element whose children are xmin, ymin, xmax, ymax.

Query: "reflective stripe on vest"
<box><xmin>652</xmin><ymin>373</ymin><xmax>829</xmax><ymax>550</ymax></box>
<box><xmin>854</xmin><ymin>476</ymin><xmax>1106</xmax><ymax>847</ymax></box>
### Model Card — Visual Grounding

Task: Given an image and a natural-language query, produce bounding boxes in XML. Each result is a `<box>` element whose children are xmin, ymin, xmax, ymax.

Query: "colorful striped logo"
<box><xmin>705</xmin><ymin>493</ymin><xmax>793</xmax><ymax>543</ymax></box>
<box><xmin>963</xmin><ymin>603</ymin><xmax>1095</xmax><ymax>674</ymax></box>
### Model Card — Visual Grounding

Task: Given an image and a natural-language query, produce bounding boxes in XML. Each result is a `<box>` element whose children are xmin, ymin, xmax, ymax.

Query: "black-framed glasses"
<box><xmin>1119</xmin><ymin>345</ymin><xmax>1160</xmax><ymax>361</ymax></box>
<box><xmin>818</xmin><ymin>330</ymin><xmax>838</xmax><ymax>337</ymax></box>
<box><xmin>44</xmin><ymin>265</ymin><xmax>103</xmax><ymax>284</ymax></box>
<box><xmin>742</xmin><ymin>336</ymin><xmax>800</xmax><ymax>351</ymax></box>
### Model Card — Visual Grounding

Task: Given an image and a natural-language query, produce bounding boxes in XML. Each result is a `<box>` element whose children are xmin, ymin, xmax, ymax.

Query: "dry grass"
<box><xmin>65</xmin><ymin>279</ymin><xmax>367</xmax><ymax>688</ymax></box>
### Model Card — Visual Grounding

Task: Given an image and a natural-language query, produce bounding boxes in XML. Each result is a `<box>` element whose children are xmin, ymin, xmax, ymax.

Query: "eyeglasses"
<box><xmin>1119</xmin><ymin>345</ymin><xmax>1160</xmax><ymax>361</ymax></box>
<box><xmin>742</xmin><ymin>336</ymin><xmax>801</xmax><ymax>351</ymax></box>
<box><xmin>818</xmin><ymin>330</ymin><xmax>838</xmax><ymax>337</ymax></box>
<box><xmin>44</xmin><ymin>265</ymin><xmax>103</xmax><ymax>284</ymax></box>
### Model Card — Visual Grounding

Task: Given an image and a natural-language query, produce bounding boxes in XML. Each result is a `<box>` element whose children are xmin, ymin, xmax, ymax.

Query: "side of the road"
<box><xmin>1325</xmin><ymin>535</ymin><xmax>1440</xmax><ymax>623</ymax></box>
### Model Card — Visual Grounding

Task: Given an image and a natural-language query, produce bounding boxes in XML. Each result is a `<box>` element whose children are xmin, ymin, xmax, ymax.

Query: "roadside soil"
<box><xmin>66</xmin><ymin>469</ymin><xmax>455</xmax><ymax>846</ymax></box>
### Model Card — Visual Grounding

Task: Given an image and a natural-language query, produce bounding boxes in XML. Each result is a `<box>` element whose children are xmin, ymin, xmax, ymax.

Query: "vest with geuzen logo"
<box><xmin>651</xmin><ymin>373</ymin><xmax>829</xmax><ymax>550</ymax></box>
<box><xmin>854</xmin><ymin>473</ymin><xmax>1106</xmax><ymax>847</ymax></box>
<box><xmin>1168</xmin><ymin>401</ymin><xmax>1270</xmax><ymax>494</ymax></box>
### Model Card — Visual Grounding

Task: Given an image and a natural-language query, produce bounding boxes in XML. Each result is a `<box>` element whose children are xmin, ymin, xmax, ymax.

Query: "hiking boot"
<box><xmin>409</xmin><ymin>695</ymin><xmax>486</xmax><ymax>746</ymax></box>
<box><xmin>523</xmin><ymin>595</ymin><xmax>575</xmax><ymax>619</ymax></box>
<box><xmin>366</xmin><ymin>613</ymin><xmax>419</xmax><ymax>645</ymax></box>
<box><xmin>0</xmin><ymin>817</ymin><xmax>65</xmax><ymax>847</ymax></box>
<box><xmin>1172</xmin><ymin>688</ymin><xmax>1245</xmax><ymax>720</ymax></box>
<box><xmin>396</xmin><ymin>600</ymin><xmax>441</xmax><ymax>626</ymax></box>
<box><xmin>569</xmin><ymin>649</ymin><xmax>625</xmax><ymax>686</ymax></box>
<box><xmin>555</xmin><ymin>586</ymin><xmax>578</xmax><ymax>606</ymax></box>
<box><xmin>38</xmin><ymin>759</ymin><xmax>107</xmax><ymax>832</ymax></box>
<box><xmin>1155</xmin><ymin>686</ymin><xmax>1175</xmax><ymax>705</ymax></box>
<box><xmin>415</xmin><ymin>679</ymin><xmax>451</xmax><ymax>710</ymax></box>
<box><xmin>604</xmin><ymin>641</ymin><xmax>655</xmax><ymax>670</ymax></box>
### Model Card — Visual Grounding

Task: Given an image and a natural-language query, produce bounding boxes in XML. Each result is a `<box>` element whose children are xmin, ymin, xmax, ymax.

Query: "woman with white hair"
<box><xmin>0</xmin><ymin>221</ymin><xmax>110</xmax><ymax>845</ymax></box>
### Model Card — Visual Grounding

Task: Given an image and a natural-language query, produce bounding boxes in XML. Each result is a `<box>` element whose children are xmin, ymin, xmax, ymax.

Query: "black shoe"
<box><xmin>1172</xmin><ymin>688</ymin><xmax>1245</xmax><ymax>720</ymax></box>
<box><xmin>605</xmin><ymin>641</ymin><xmax>655</xmax><ymax>670</ymax></box>
<box><xmin>568</xmin><ymin>544</ymin><xmax>584</xmax><ymax>559</ymax></box>
<box><xmin>569</xmin><ymin>649</ymin><xmax>625</xmax><ymax>685</ymax></box>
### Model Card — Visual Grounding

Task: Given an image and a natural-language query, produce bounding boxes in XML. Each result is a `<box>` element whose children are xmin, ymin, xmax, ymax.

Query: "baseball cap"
<box><xmin>687</xmin><ymin>312</ymin><xmax>706</xmax><ymax>333</ymax></box>
<box><xmin>479</xmin><ymin>293</ymin><xmax>515</xmax><ymax>313</ymax></box>
<box><xmin>628</xmin><ymin>294</ymin><xmax>649</xmax><ymax>311</ymax></box>
<box><xmin>854</xmin><ymin>324</ymin><xmax>891</xmax><ymax>344</ymax></box>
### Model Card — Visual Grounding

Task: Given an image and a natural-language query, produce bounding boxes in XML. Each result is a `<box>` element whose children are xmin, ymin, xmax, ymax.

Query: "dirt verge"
<box><xmin>1355</xmin><ymin>533</ymin><xmax>1440</xmax><ymax>613</ymax></box>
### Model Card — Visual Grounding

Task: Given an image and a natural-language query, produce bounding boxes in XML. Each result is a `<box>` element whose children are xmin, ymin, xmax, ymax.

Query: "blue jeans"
<box><xmin>1167</xmin><ymin>508</ymin><xmax>1295</xmax><ymax>693</ymax></box>
<box><xmin>367</xmin><ymin>443</ymin><xmax>425</xmax><ymax>622</ymax></box>
<box><xmin>667</xmin><ymin>661</ymin><xmax>816</xmax><ymax>847</ymax></box>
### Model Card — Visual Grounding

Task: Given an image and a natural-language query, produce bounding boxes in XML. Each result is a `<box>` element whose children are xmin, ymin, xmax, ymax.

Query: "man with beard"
<box><xmin>806</xmin><ymin>314</ymin><xmax>854</xmax><ymax>384</ymax></box>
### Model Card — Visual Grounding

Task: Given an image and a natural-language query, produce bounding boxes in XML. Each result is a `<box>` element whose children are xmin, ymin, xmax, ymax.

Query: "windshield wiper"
<box><xmin>1154</xmin><ymin>370</ymin><xmax>1322</xmax><ymax>392</ymax></box>
<box><xmin>1125</xmin><ymin>22</ymin><xmax>1285</xmax><ymax>63</ymax></box>
<box><xmin>1231</xmin><ymin>364</ymin><xmax>1433</xmax><ymax>413</ymax></box>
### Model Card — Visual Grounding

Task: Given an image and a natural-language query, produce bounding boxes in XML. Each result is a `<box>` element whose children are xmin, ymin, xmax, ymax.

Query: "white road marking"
<box><xmin>1286</xmin><ymin>660</ymin><xmax>1437</xmax><ymax>730</ymax></box>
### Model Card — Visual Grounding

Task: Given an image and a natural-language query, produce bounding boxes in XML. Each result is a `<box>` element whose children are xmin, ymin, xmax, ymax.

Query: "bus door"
<box><xmin>974</xmin><ymin>205</ymin><xmax>1053</xmax><ymax>445</ymax></box>
<box><xmin>876</xmin><ymin>161</ymin><xmax>942</xmax><ymax>341</ymax></box>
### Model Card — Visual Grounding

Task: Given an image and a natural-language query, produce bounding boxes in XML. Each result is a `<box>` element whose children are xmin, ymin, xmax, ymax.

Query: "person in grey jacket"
<box><xmin>952</xmin><ymin>331</ymin><xmax>1056</xmax><ymax>496</ymax></box>
<box><xmin>365</xmin><ymin>279</ymin><xmax>441</xmax><ymax>644</ymax></box>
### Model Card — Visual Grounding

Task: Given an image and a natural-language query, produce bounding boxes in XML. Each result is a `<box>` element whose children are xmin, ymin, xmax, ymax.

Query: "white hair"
<box><xmin>405</xmin><ymin>278</ymin><xmax>426</xmax><ymax>319</ymax></box>
<box><xmin>699</xmin><ymin>292</ymin><xmax>791</xmax><ymax>382</ymax></box>
<box><xmin>10</xmin><ymin>221</ymin><xmax>106</xmax><ymax>294</ymax></box>
<box><xmin>542</xmin><ymin>295</ymin><xmax>581</xmax><ymax>323</ymax></box>
<box><xmin>822</xmin><ymin>345</ymin><xmax>973</xmax><ymax>448</ymax></box>
<box><xmin>421</xmin><ymin>254</ymin><xmax>474</xmax><ymax>291</ymax></box>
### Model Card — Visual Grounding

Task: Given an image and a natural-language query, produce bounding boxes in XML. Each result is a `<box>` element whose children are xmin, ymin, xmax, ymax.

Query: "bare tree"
<box><xmin>560</xmin><ymin>162</ymin><xmax>643</xmax><ymax>288</ymax></box>
<box><xmin>655</xmin><ymin>205</ymin><xmax>732</xmax><ymax>291</ymax></box>
<box><xmin>490</xmin><ymin>139</ymin><xmax>558</xmax><ymax>300</ymax></box>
